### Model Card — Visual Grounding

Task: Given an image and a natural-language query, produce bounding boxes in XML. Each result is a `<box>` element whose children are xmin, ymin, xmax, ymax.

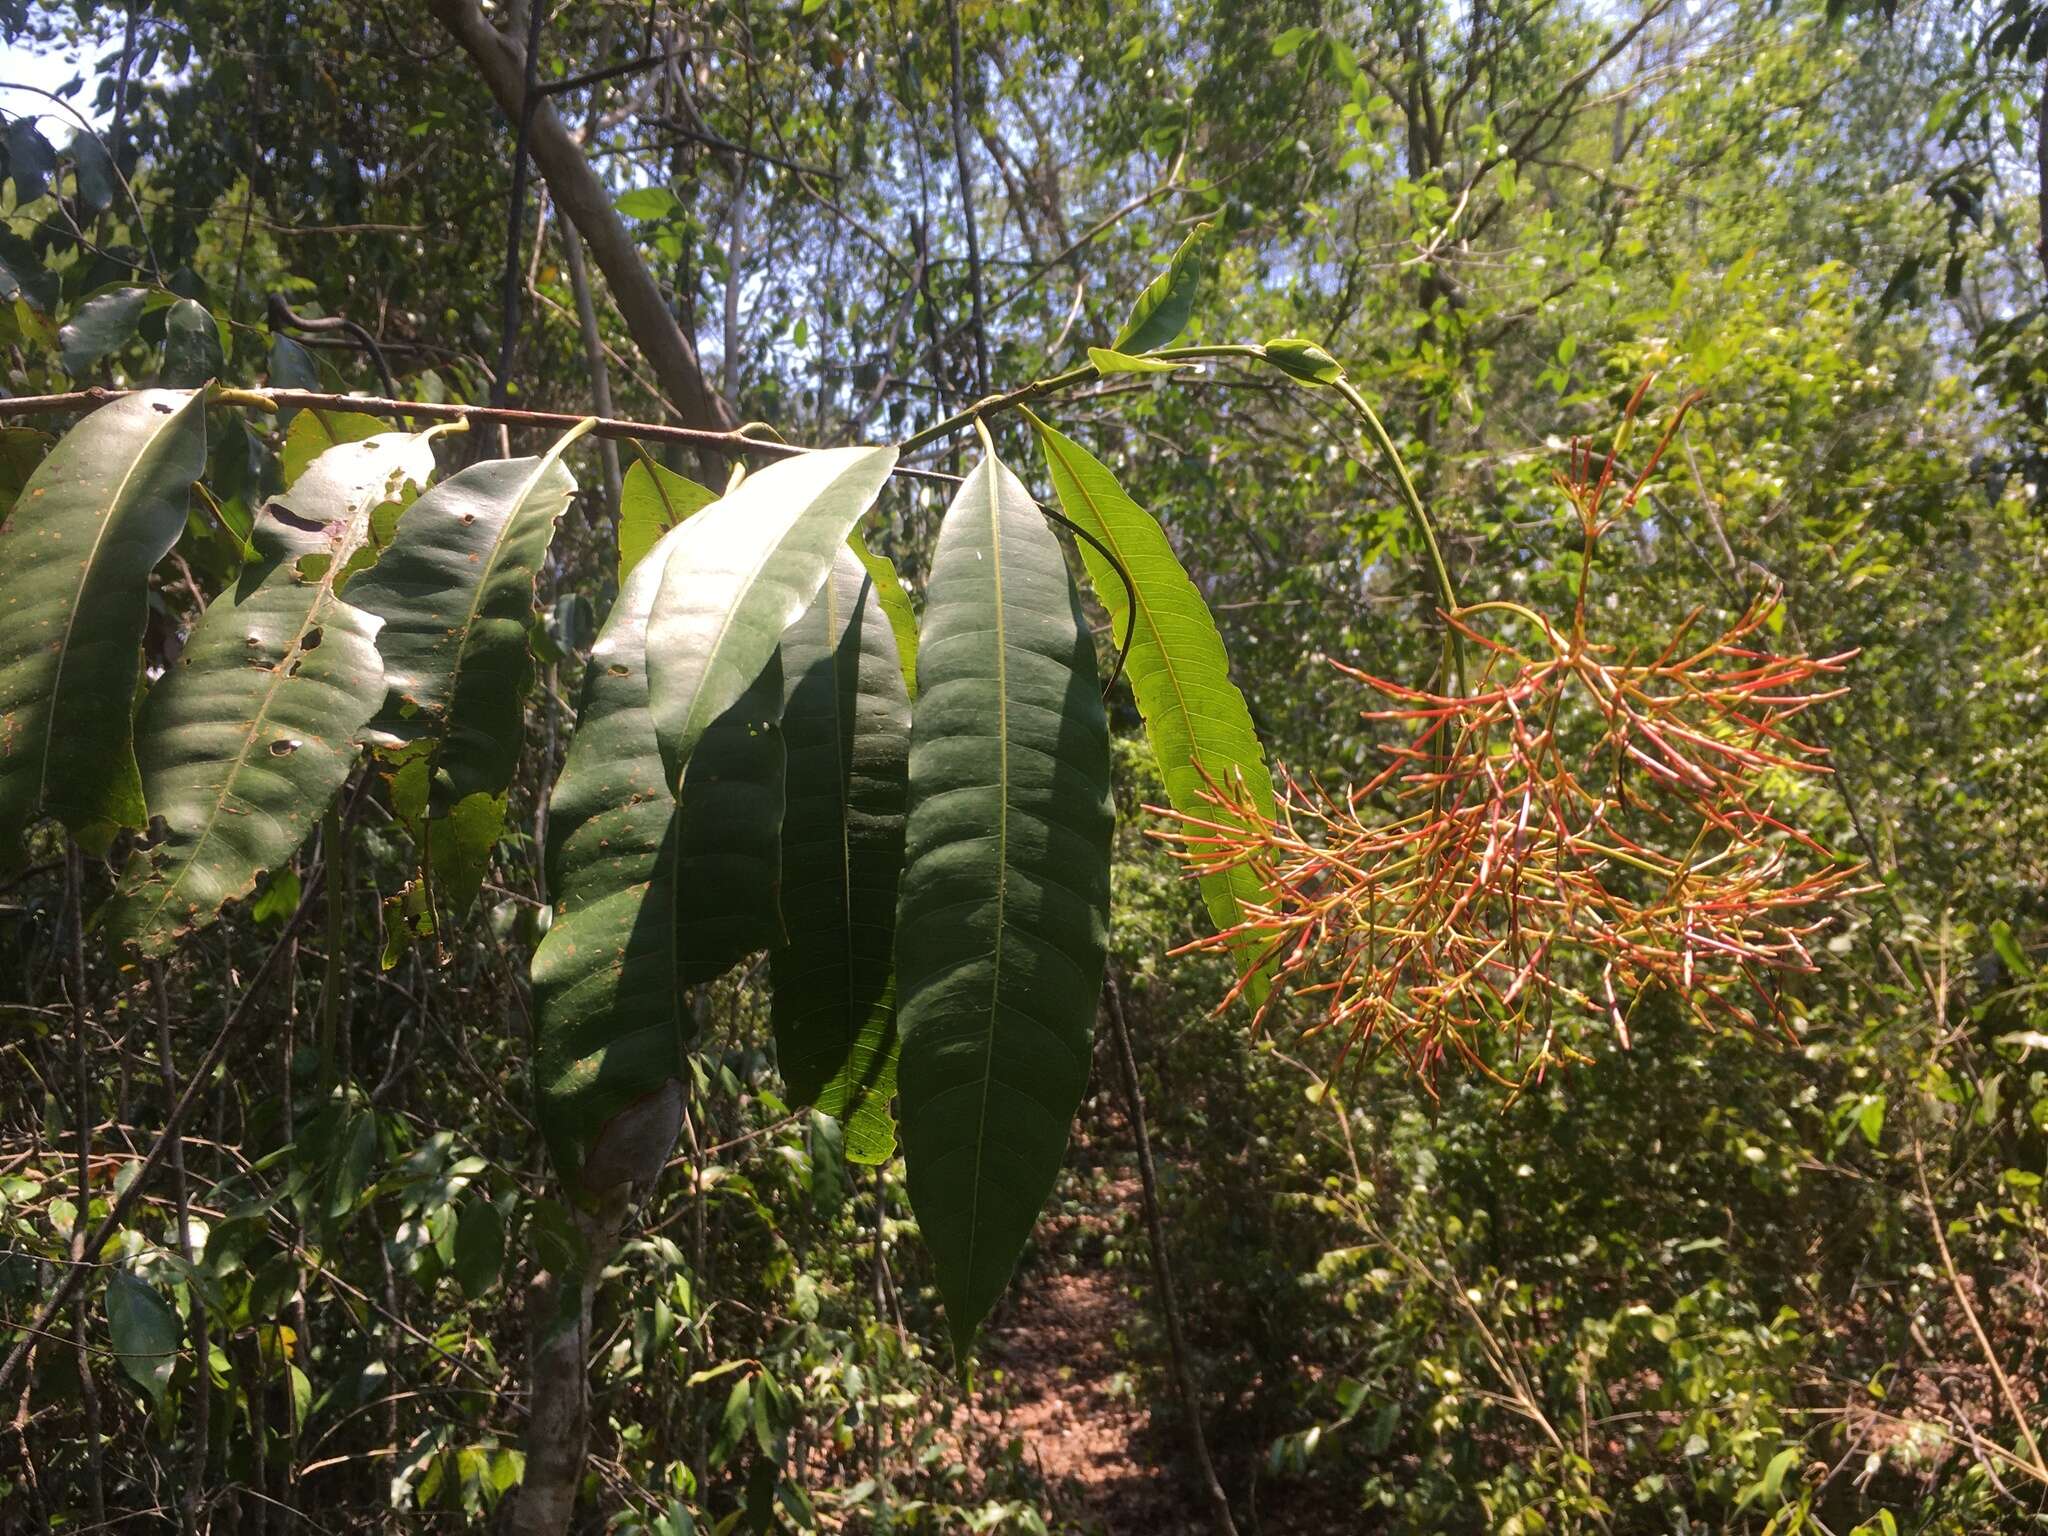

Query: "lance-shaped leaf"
<box><xmin>676</xmin><ymin>650</ymin><xmax>787</xmax><ymax>985</ymax></box>
<box><xmin>771</xmin><ymin>548</ymin><xmax>911</xmax><ymax>1165</ymax></box>
<box><xmin>106</xmin><ymin>432</ymin><xmax>439</xmax><ymax>954</ymax></box>
<box><xmin>851</xmin><ymin>530</ymin><xmax>919</xmax><ymax>701</ymax></box>
<box><xmin>617</xmin><ymin>456</ymin><xmax>716</xmax><ymax>583</ymax></box>
<box><xmin>1030</xmin><ymin>413</ymin><xmax>1277</xmax><ymax>1006</ymax></box>
<box><xmin>895</xmin><ymin>446</ymin><xmax>1113</xmax><ymax>1354</ymax></box>
<box><xmin>349</xmin><ymin>427</ymin><xmax>585</xmax><ymax>813</ymax></box>
<box><xmin>530</xmin><ymin>520</ymin><xmax>692</xmax><ymax>1190</ymax></box>
<box><xmin>1111</xmin><ymin>222</ymin><xmax>1212</xmax><ymax>355</ymax></box>
<box><xmin>645</xmin><ymin>446</ymin><xmax>898</xmax><ymax>791</ymax></box>
<box><xmin>0</xmin><ymin>389</ymin><xmax>206</xmax><ymax>864</ymax></box>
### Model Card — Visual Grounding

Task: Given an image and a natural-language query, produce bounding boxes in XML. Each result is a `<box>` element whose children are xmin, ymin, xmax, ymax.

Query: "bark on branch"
<box><xmin>427</xmin><ymin>0</ymin><xmax>736</xmax><ymax>431</ymax></box>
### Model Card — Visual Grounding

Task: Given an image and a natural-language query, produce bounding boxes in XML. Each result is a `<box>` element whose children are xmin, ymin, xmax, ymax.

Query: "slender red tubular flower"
<box><xmin>1154</xmin><ymin>396</ymin><xmax>1867</xmax><ymax>1093</ymax></box>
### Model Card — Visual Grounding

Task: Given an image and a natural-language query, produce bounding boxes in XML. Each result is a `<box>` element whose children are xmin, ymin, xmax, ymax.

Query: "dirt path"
<box><xmin>968</xmin><ymin>1174</ymin><xmax>1211</xmax><ymax>1534</ymax></box>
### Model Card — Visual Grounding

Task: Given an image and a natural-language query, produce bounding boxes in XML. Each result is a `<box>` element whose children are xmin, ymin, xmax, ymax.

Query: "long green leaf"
<box><xmin>644</xmin><ymin>446</ymin><xmax>898</xmax><ymax>790</ymax></box>
<box><xmin>675</xmin><ymin>649</ymin><xmax>787</xmax><ymax>985</ymax></box>
<box><xmin>0</xmin><ymin>389</ymin><xmax>206</xmax><ymax>863</ymax></box>
<box><xmin>1111</xmin><ymin>222</ymin><xmax>1211</xmax><ymax>355</ymax></box>
<box><xmin>106</xmin><ymin>432</ymin><xmax>440</xmax><ymax>954</ymax></box>
<box><xmin>850</xmin><ymin>530</ymin><xmax>919</xmax><ymax>702</ymax></box>
<box><xmin>1030</xmin><ymin>414</ymin><xmax>1277</xmax><ymax>1005</ymax></box>
<box><xmin>895</xmin><ymin>445</ymin><xmax>1113</xmax><ymax>1354</ymax></box>
<box><xmin>530</xmin><ymin>520</ymin><xmax>692</xmax><ymax>1190</ymax></box>
<box><xmin>348</xmin><ymin>426</ymin><xmax>584</xmax><ymax>812</ymax></box>
<box><xmin>771</xmin><ymin>547</ymin><xmax>911</xmax><ymax>1165</ymax></box>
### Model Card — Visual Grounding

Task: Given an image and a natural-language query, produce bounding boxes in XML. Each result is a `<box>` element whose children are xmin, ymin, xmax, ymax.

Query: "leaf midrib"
<box><xmin>965</xmin><ymin>464</ymin><xmax>1010</xmax><ymax>1301</ymax></box>
<box><xmin>36</xmin><ymin>397</ymin><xmax>188</xmax><ymax>808</ymax></box>
<box><xmin>135</xmin><ymin>472</ymin><xmax>392</xmax><ymax>937</ymax></box>
<box><xmin>423</xmin><ymin>453</ymin><xmax>564</xmax><ymax>734</ymax></box>
<box><xmin>1042</xmin><ymin>431</ymin><xmax>1254</xmax><ymax>861</ymax></box>
<box><xmin>827</xmin><ymin>574</ymin><xmax>860</xmax><ymax>1062</ymax></box>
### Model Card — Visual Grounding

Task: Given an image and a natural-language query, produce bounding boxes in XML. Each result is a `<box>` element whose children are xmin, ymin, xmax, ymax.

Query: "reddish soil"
<box><xmin>966</xmin><ymin>1176</ymin><xmax>1211</xmax><ymax>1533</ymax></box>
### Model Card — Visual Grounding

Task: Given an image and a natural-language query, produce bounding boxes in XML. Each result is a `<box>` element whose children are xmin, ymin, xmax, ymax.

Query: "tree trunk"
<box><xmin>427</xmin><ymin>0</ymin><xmax>735</xmax><ymax>431</ymax></box>
<box><xmin>508</xmin><ymin>1191</ymin><xmax>628</xmax><ymax>1536</ymax></box>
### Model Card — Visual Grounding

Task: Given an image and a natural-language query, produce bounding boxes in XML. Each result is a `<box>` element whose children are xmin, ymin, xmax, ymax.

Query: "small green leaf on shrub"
<box><xmin>106</xmin><ymin>1271</ymin><xmax>181</xmax><ymax>1407</ymax></box>
<box><xmin>58</xmin><ymin>286</ymin><xmax>148</xmax><ymax>374</ymax></box>
<box><xmin>159</xmin><ymin>298</ymin><xmax>225</xmax><ymax>387</ymax></box>
<box><xmin>453</xmin><ymin>1198</ymin><xmax>505</xmax><ymax>1299</ymax></box>
<box><xmin>616</xmin><ymin>187</ymin><xmax>681</xmax><ymax>220</ymax></box>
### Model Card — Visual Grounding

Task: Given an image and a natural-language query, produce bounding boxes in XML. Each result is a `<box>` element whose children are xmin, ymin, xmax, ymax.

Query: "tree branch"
<box><xmin>427</xmin><ymin>0</ymin><xmax>736</xmax><ymax>430</ymax></box>
<box><xmin>0</xmin><ymin>388</ymin><xmax>961</xmax><ymax>485</ymax></box>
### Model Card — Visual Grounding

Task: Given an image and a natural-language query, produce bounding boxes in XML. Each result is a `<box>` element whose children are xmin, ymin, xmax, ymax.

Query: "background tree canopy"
<box><xmin>2</xmin><ymin>0</ymin><xmax>2047</xmax><ymax>1533</ymax></box>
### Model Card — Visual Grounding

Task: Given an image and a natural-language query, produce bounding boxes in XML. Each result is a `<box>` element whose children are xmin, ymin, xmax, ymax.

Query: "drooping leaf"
<box><xmin>106</xmin><ymin>1271</ymin><xmax>181</xmax><ymax>1408</ymax></box>
<box><xmin>894</xmin><ymin>445</ymin><xmax>1113</xmax><ymax>1354</ymax></box>
<box><xmin>0</xmin><ymin>390</ymin><xmax>206</xmax><ymax>864</ymax></box>
<box><xmin>645</xmin><ymin>446</ymin><xmax>898</xmax><ymax>791</ymax></box>
<box><xmin>58</xmin><ymin>286</ymin><xmax>147</xmax><ymax>375</ymax></box>
<box><xmin>267</xmin><ymin>333</ymin><xmax>321</xmax><ymax>394</ymax></box>
<box><xmin>1111</xmin><ymin>223</ymin><xmax>1211</xmax><ymax>355</ymax></box>
<box><xmin>676</xmin><ymin>650</ymin><xmax>787</xmax><ymax>985</ymax></box>
<box><xmin>530</xmin><ymin>520</ymin><xmax>693</xmax><ymax>1190</ymax></box>
<box><xmin>453</xmin><ymin>1198</ymin><xmax>505</xmax><ymax>1300</ymax></box>
<box><xmin>850</xmin><ymin>530</ymin><xmax>919</xmax><ymax>702</ymax></box>
<box><xmin>5</xmin><ymin>118</ymin><xmax>56</xmax><ymax>204</ymax></box>
<box><xmin>1030</xmin><ymin>414</ymin><xmax>1277</xmax><ymax>1005</ymax></box>
<box><xmin>69</xmin><ymin>132</ymin><xmax>114</xmax><ymax>215</ymax></box>
<box><xmin>159</xmin><ymin>298</ymin><xmax>225</xmax><ymax>388</ymax></box>
<box><xmin>617</xmin><ymin>456</ymin><xmax>716</xmax><ymax>583</ymax></box>
<box><xmin>106</xmin><ymin>431</ymin><xmax>439</xmax><ymax>954</ymax></box>
<box><xmin>349</xmin><ymin>426</ymin><xmax>585</xmax><ymax>813</ymax></box>
<box><xmin>771</xmin><ymin>548</ymin><xmax>910</xmax><ymax>1164</ymax></box>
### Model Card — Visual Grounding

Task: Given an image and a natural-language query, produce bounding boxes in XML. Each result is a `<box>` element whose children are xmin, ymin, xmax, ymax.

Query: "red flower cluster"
<box><xmin>1156</xmin><ymin>394</ymin><xmax>1865</xmax><ymax>1093</ymax></box>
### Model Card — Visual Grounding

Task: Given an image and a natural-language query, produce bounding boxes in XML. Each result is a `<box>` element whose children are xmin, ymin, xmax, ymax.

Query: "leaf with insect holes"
<box><xmin>106</xmin><ymin>431</ymin><xmax>439</xmax><ymax>954</ymax></box>
<box><xmin>0</xmin><ymin>389</ymin><xmax>206</xmax><ymax>866</ymax></box>
<box><xmin>349</xmin><ymin>428</ymin><xmax>584</xmax><ymax>813</ymax></box>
